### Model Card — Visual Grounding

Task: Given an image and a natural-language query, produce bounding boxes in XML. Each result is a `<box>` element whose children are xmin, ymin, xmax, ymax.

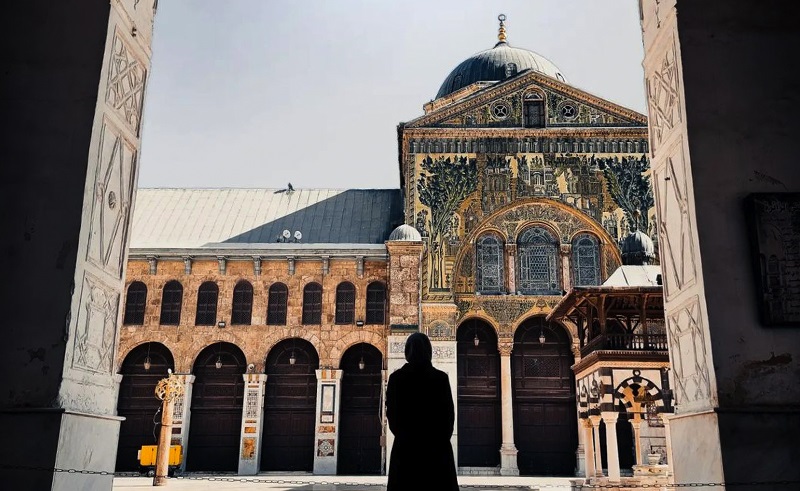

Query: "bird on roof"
<box><xmin>288</xmin><ymin>182</ymin><xmax>294</xmax><ymax>191</ymax></box>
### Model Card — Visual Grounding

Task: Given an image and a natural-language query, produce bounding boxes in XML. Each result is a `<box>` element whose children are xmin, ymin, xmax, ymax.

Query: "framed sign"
<box><xmin>320</xmin><ymin>384</ymin><xmax>335</xmax><ymax>423</ymax></box>
<box><xmin>744</xmin><ymin>193</ymin><xmax>800</xmax><ymax>325</ymax></box>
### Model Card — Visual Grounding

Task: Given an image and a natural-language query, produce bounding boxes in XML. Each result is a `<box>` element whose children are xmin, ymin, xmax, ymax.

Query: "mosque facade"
<box><xmin>115</xmin><ymin>18</ymin><xmax>671</xmax><ymax>479</ymax></box>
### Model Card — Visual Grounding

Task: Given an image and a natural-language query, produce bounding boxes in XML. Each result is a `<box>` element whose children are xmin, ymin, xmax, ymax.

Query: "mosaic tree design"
<box><xmin>596</xmin><ymin>155</ymin><xmax>654</xmax><ymax>231</ymax></box>
<box><xmin>417</xmin><ymin>155</ymin><xmax>477</xmax><ymax>289</ymax></box>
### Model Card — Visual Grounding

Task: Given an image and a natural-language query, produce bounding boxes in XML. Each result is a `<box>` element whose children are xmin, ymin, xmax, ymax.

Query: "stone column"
<box><xmin>581</xmin><ymin>418</ymin><xmax>596</xmax><ymax>479</ymax></box>
<box><xmin>601</xmin><ymin>411</ymin><xmax>621</xmax><ymax>481</ymax></box>
<box><xmin>660</xmin><ymin>413</ymin><xmax>674</xmax><ymax>476</ymax></box>
<box><xmin>313</xmin><ymin>368</ymin><xmax>343</xmax><ymax>475</ymax></box>
<box><xmin>238</xmin><ymin>373</ymin><xmax>267</xmax><ymax>475</ymax></box>
<box><xmin>574</xmin><ymin>409</ymin><xmax>586</xmax><ymax>476</ymax></box>
<box><xmin>629</xmin><ymin>419</ymin><xmax>643</xmax><ymax>466</ymax></box>
<box><xmin>172</xmin><ymin>374</ymin><xmax>195</xmax><ymax>472</ymax></box>
<box><xmin>505</xmin><ymin>243</ymin><xmax>517</xmax><ymax>293</ymax></box>
<box><xmin>588</xmin><ymin>415</ymin><xmax>604</xmax><ymax>477</ymax></box>
<box><xmin>560</xmin><ymin>244</ymin><xmax>572</xmax><ymax>292</ymax></box>
<box><xmin>1</xmin><ymin>2</ymin><xmax>156</xmax><ymax>490</ymax></box>
<box><xmin>498</xmin><ymin>340</ymin><xmax>519</xmax><ymax>476</ymax></box>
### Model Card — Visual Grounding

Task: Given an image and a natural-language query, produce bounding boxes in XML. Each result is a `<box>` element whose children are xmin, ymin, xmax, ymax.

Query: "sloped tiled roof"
<box><xmin>129</xmin><ymin>188</ymin><xmax>403</xmax><ymax>249</ymax></box>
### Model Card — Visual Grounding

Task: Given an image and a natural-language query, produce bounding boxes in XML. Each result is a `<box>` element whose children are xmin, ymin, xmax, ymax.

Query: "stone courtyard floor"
<box><xmin>112</xmin><ymin>474</ymin><xmax>575</xmax><ymax>490</ymax></box>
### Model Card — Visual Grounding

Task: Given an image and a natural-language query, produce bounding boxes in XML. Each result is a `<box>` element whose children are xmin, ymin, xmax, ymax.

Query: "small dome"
<box><xmin>388</xmin><ymin>224</ymin><xmax>422</xmax><ymax>242</ymax></box>
<box><xmin>621</xmin><ymin>230</ymin><xmax>656</xmax><ymax>266</ymax></box>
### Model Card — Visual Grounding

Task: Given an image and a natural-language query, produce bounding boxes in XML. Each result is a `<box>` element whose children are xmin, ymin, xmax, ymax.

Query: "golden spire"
<box><xmin>497</xmin><ymin>14</ymin><xmax>507</xmax><ymax>43</ymax></box>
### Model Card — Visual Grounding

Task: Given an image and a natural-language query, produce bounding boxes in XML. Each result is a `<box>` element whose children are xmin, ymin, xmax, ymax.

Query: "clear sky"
<box><xmin>137</xmin><ymin>0</ymin><xmax>646</xmax><ymax>190</ymax></box>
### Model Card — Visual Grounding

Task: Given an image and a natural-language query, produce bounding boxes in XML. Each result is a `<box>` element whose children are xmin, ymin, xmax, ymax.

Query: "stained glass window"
<box><xmin>517</xmin><ymin>227</ymin><xmax>560</xmax><ymax>294</ymax></box>
<box><xmin>476</xmin><ymin>234</ymin><xmax>504</xmax><ymax>293</ymax></box>
<box><xmin>572</xmin><ymin>234</ymin><xmax>601</xmax><ymax>286</ymax></box>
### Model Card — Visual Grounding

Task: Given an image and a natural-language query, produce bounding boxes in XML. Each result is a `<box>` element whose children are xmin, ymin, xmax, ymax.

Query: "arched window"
<box><xmin>267</xmin><ymin>283</ymin><xmax>288</xmax><ymax>325</ymax></box>
<box><xmin>572</xmin><ymin>234</ymin><xmax>601</xmax><ymax>286</ymax></box>
<box><xmin>523</xmin><ymin>91</ymin><xmax>545</xmax><ymax>128</ymax></box>
<box><xmin>159</xmin><ymin>280</ymin><xmax>183</xmax><ymax>325</ymax></box>
<box><xmin>231</xmin><ymin>280</ymin><xmax>253</xmax><ymax>325</ymax></box>
<box><xmin>365</xmin><ymin>282</ymin><xmax>386</xmax><ymax>324</ymax></box>
<box><xmin>517</xmin><ymin>227</ymin><xmax>560</xmax><ymax>295</ymax></box>
<box><xmin>195</xmin><ymin>281</ymin><xmax>218</xmax><ymax>326</ymax></box>
<box><xmin>123</xmin><ymin>281</ymin><xmax>147</xmax><ymax>325</ymax></box>
<box><xmin>476</xmin><ymin>234</ymin><xmax>505</xmax><ymax>294</ymax></box>
<box><xmin>302</xmin><ymin>283</ymin><xmax>323</xmax><ymax>325</ymax></box>
<box><xmin>335</xmin><ymin>282</ymin><xmax>356</xmax><ymax>325</ymax></box>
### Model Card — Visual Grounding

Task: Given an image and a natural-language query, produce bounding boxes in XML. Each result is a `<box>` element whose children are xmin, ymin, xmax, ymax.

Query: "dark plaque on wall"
<box><xmin>744</xmin><ymin>193</ymin><xmax>800</xmax><ymax>325</ymax></box>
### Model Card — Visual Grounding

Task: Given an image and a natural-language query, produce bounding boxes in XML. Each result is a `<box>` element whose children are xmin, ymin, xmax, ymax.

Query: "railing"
<box><xmin>581</xmin><ymin>332</ymin><xmax>668</xmax><ymax>357</ymax></box>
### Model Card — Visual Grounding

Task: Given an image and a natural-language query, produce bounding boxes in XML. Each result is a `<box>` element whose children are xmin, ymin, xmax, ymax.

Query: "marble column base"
<box><xmin>499</xmin><ymin>444</ymin><xmax>519</xmax><ymax>476</ymax></box>
<box><xmin>0</xmin><ymin>408</ymin><xmax>123</xmax><ymax>491</ymax></box>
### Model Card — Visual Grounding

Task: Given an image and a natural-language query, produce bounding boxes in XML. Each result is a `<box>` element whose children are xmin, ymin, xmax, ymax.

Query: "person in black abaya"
<box><xmin>386</xmin><ymin>332</ymin><xmax>459</xmax><ymax>491</ymax></box>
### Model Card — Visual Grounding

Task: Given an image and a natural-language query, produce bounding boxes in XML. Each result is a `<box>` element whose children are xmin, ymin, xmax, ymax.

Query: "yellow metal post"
<box><xmin>152</xmin><ymin>370</ymin><xmax>184</xmax><ymax>487</ymax></box>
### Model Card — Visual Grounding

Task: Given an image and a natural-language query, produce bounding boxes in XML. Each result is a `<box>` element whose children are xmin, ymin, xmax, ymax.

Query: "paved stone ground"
<box><xmin>113</xmin><ymin>474</ymin><xmax>576</xmax><ymax>490</ymax></box>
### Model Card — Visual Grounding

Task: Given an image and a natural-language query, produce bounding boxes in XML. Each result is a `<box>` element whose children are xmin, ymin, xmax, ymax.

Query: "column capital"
<box><xmin>601</xmin><ymin>411</ymin><xmax>620</xmax><ymax>424</ymax></box>
<box><xmin>588</xmin><ymin>414</ymin><xmax>603</xmax><ymax>427</ymax></box>
<box><xmin>581</xmin><ymin>417</ymin><xmax>594</xmax><ymax>428</ymax></box>
<box><xmin>316</xmin><ymin>368</ymin><xmax>344</xmax><ymax>380</ymax></box>
<box><xmin>242</xmin><ymin>373</ymin><xmax>268</xmax><ymax>383</ymax></box>
<box><xmin>498</xmin><ymin>339</ymin><xmax>513</xmax><ymax>356</ymax></box>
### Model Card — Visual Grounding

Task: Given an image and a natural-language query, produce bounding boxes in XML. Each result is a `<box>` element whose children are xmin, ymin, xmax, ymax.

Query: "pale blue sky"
<box><xmin>138</xmin><ymin>0</ymin><xmax>646</xmax><ymax>190</ymax></box>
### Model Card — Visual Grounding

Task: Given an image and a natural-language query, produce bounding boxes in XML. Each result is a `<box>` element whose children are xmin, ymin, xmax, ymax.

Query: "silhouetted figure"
<box><xmin>386</xmin><ymin>332</ymin><xmax>459</xmax><ymax>491</ymax></box>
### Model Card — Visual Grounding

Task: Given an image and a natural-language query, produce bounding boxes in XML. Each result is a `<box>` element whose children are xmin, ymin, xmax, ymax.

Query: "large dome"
<box><xmin>435</xmin><ymin>17</ymin><xmax>566</xmax><ymax>100</ymax></box>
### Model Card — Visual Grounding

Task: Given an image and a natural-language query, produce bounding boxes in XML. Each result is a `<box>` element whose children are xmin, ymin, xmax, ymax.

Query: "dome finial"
<box><xmin>497</xmin><ymin>14</ymin><xmax>507</xmax><ymax>44</ymax></box>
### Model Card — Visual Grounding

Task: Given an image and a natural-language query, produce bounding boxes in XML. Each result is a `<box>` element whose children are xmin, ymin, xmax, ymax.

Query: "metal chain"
<box><xmin>2</xmin><ymin>464</ymin><xmax>798</xmax><ymax>489</ymax></box>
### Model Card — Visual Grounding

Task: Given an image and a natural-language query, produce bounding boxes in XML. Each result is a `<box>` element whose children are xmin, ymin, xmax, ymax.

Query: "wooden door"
<box><xmin>512</xmin><ymin>317</ymin><xmax>577</xmax><ymax>476</ymax></box>
<box><xmin>457</xmin><ymin>319</ymin><xmax>501</xmax><ymax>467</ymax></box>
<box><xmin>338</xmin><ymin>343</ymin><xmax>383</xmax><ymax>475</ymax></box>
<box><xmin>261</xmin><ymin>339</ymin><xmax>318</xmax><ymax>472</ymax></box>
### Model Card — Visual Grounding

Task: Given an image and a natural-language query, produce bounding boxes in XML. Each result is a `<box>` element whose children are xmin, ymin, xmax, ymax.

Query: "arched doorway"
<box><xmin>186</xmin><ymin>342</ymin><xmax>246</xmax><ymax>472</ymax></box>
<box><xmin>457</xmin><ymin>319</ymin><xmax>501</xmax><ymax>468</ymax></box>
<box><xmin>261</xmin><ymin>338</ymin><xmax>319</xmax><ymax>472</ymax></box>
<box><xmin>338</xmin><ymin>343</ymin><xmax>383</xmax><ymax>475</ymax></box>
<box><xmin>512</xmin><ymin>317</ymin><xmax>577</xmax><ymax>476</ymax></box>
<box><xmin>116</xmin><ymin>342</ymin><xmax>174</xmax><ymax>472</ymax></box>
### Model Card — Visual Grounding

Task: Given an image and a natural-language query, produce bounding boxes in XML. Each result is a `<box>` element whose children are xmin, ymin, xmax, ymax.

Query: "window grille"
<box><xmin>517</xmin><ymin>227</ymin><xmax>560</xmax><ymax>294</ymax></box>
<box><xmin>365</xmin><ymin>282</ymin><xmax>386</xmax><ymax>324</ymax></box>
<box><xmin>267</xmin><ymin>283</ymin><xmax>288</xmax><ymax>325</ymax></box>
<box><xmin>123</xmin><ymin>281</ymin><xmax>147</xmax><ymax>325</ymax></box>
<box><xmin>476</xmin><ymin>235</ymin><xmax>504</xmax><ymax>293</ymax></box>
<box><xmin>335</xmin><ymin>282</ymin><xmax>356</xmax><ymax>324</ymax></box>
<box><xmin>231</xmin><ymin>281</ymin><xmax>253</xmax><ymax>325</ymax></box>
<box><xmin>302</xmin><ymin>283</ymin><xmax>322</xmax><ymax>325</ymax></box>
<box><xmin>573</xmin><ymin>234</ymin><xmax>601</xmax><ymax>286</ymax></box>
<box><xmin>195</xmin><ymin>281</ymin><xmax>218</xmax><ymax>326</ymax></box>
<box><xmin>159</xmin><ymin>280</ymin><xmax>183</xmax><ymax>325</ymax></box>
<box><xmin>524</xmin><ymin>100</ymin><xmax>544</xmax><ymax>128</ymax></box>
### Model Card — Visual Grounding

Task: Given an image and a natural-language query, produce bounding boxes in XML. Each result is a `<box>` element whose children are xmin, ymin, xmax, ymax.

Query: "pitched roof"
<box><xmin>129</xmin><ymin>188</ymin><xmax>403</xmax><ymax>249</ymax></box>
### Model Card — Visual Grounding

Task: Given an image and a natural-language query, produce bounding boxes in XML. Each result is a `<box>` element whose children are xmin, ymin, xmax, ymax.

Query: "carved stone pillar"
<box><xmin>498</xmin><ymin>341</ymin><xmax>519</xmax><ymax>476</ymax></box>
<box><xmin>581</xmin><ymin>418</ymin><xmax>596</xmax><ymax>478</ymax></box>
<box><xmin>313</xmin><ymin>368</ymin><xmax>343</xmax><ymax>475</ymax></box>
<box><xmin>505</xmin><ymin>243</ymin><xmax>517</xmax><ymax>293</ymax></box>
<box><xmin>575</xmin><ymin>409</ymin><xmax>586</xmax><ymax>476</ymax></box>
<box><xmin>172</xmin><ymin>374</ymin><xmax>195</xmax><ymax>472</ymax></box>
<box><xmin>238</xmin><ymin>373</ymin><xmax>267</xmax><ymax>475</ymax></box>
<box><xmin>560</xmin><ymin>244</ymin><xmax>572</xmax><ymax>292</ymax></box>
<box><xmin>588</xmin><ymin>415</ymin><xmax>604</xmax><ymax>477</ymax></box>
<box><xmin>601</xmin><ymin>411</ymin><xmax>621</xmax><ymax>480</ymax></box>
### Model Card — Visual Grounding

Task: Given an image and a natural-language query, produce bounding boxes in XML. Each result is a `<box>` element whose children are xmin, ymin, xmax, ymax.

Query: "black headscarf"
<box><xmin>404</xmin><ymin>332</ymin><xmax>433</xmax><ymax>366</ymax></box>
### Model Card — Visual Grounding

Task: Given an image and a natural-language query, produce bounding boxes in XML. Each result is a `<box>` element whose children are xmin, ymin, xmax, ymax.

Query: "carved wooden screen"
<box><xmin>302</xmin><ymin>283</ymin><xmax>322</xmax><ymax>325</ymax></box>
<box><xmin>517</xmin><ymin>227</ymin><xmax>560</xmax><ymax>294</ymax></box>
<box><xmin>267</xmin><ymin>283</ymin><xmax>288</xmax><ymax>325</ymax></box>
<box><xmin>335</xmin><ymin>282</ymin><xmax>356</xmax><ymax>324</ymax></box>
<box><xmin>365</xmin><ymin>282</ymin><xmax>386</xmax><ymax>324</ymax></box>
<box><xmin>123</xmin><ymin>281</ymin><xmax>147</xmax><ymax>325</ymax></box>
<box><xmin>231</xmin><ymin>280</ymin><xmax>253</xmax><ymax>325</ymax></box>
<box><xmin>159</xmin><ymin>280</ymin><xmax>183</xmax><ymax>325</ymax></box>
<box><xmin>572</xmin><ymin>234</ymin><xmax>601</xmax><ymax>286</ymax></box>
<box><xmin>195</xmin><ymin>281</ymin><xmax>219</xmax><ymax>326</ymax></box>
<box><xmin>476</xmin><ymin>234</ymin><xmax>505</xmax><ymax>293</ymax></box>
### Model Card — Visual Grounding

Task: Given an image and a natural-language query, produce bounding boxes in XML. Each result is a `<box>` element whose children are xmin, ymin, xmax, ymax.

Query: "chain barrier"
<box><xmin>2</xmin><ymin>464</ymin><xmax>798</xmax><ymax>489</ymax></box>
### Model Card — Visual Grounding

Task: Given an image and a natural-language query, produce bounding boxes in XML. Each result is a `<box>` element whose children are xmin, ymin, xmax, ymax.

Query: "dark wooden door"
<box><xmin>457</xmin><ymin>320</ymin><xmax>501</xmax><ymax>467</ymax></box>
<box><xmin>186</xmin><ymin>343</ymin><xmax>246</xmax><ymax>472</ymax></box>
<box><xmin>262</xmin><ymin>339</ymin><xmax>318</xmax><ymax>472</ymax></box>
<box><xmin>116</xmin><ymin>343</ymin><xmax>174</xmax><ymax>472</ymax></box>
<box><xmin>513</xmin><ymin>318</ymin><xmax>577</xmax><ymax>476</ymax></box>
<box><xmin>338</xmin><ymin>344</ymin><xmax>383</xmax><ymax>475</ymax></box>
